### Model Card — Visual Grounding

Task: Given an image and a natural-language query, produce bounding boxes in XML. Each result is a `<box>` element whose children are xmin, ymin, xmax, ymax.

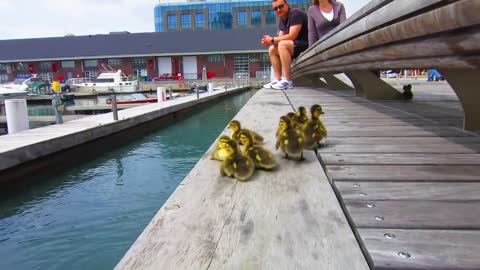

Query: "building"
<box><xmin>0</xmin><ymin>0</ymin><xmax>311</xmax><ymax>84</ymax></box>
<box><xmin>154</xmin><ymin>0</ymin><xmax>309</xmax><ymax>32</ymax></box>
<box><xmin>0</xmin><ymin>27</ymin><xmax>276</xmax><ymax>83</ymax></box>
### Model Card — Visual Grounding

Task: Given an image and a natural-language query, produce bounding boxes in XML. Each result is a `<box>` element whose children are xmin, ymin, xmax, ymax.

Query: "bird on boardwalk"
<box><xmin>295</xmin><ymin>106</ymin><xmax>309</xmax><ymax>128</ymax></box>
<box><xmin>211</xmin><ymin>135</ymin><xmax>233</xmax><ymax>161</ymax></box>
<box><xmin>276</xmin><ymin>115</ymin><xmax>305</xmax><ymax>161</ymax></box>
<box><xmin>239</xmin><ymin>130</ymin><xmax>277</xmax><ymax>170</ymax></box>
<box><xmin>228</xmin><ymin>120</ymin><xmax>264</xmax><ymax>145</ymax></box>
<box><xmin>402</xmin><ymin>84</ymin><xmax>413</xmax><ymax>100</ymax></box>
<box><xmin>302</xmin><ymin>104</ymin><xmax>327</xmax><ymax>150</ymax></box>
<box><xmin>220</xmin><ymin>139</ymin><xmax>255</xmax><ymax>181</ymax></box>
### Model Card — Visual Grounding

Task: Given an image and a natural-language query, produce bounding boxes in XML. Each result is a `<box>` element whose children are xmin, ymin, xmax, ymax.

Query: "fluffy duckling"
<box><xmin>302</xmin><ymin>104</ymin><xmax>327</xmax><ymax>150</ymax></box>
<box><xmin>220</xmin><ymin>139</ymin><xmax>255</xmax><ymax>181</ymax></box>
<box><xmin>211</xmin><ymin>135</ymin><xmax>233</xmax><ymax>161</ymax></box>
<box><xmin>276</xmin><ymin>115</ymin><xmax>305</xmax><ymax>161</ymax></box>
<box><xmin>228</xmin><ymin>120</ymin><xmax>264</xmax><ymax>145</ymax></box>
<box><xmin>239</xmin><ymin>130</ymin><xmax>277</xmax><ymax>170</ymax></box>
<box><xmin>295</xmin><ymin>106</ymin><xmax>309</xmax><ymax>128</ymax></box>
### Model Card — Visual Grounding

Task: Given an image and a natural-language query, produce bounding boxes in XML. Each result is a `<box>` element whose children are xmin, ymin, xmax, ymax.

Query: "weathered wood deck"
<box><xmin>311</xmin><ymin>81</ymin><xmax>480</xmax><ymax>269</ymax></box>
<box><xmin>117</xmin><ymin>80</ymin><xmax>480</xmax><ymax>269</ymax></box>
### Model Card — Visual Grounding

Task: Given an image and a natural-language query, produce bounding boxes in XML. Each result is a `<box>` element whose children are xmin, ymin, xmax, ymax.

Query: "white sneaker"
<box><xmin>263</xmin><ymin>80</ymin><xmax>278</xmax><ymax>89</ymax></box>
<box><xmin>271</xmin><ymin>79</ymin><xmax>293</xmax><ymax>90</ymax></box>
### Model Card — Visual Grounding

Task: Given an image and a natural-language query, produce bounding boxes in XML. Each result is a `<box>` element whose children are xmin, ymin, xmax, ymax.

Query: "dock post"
<box><xmin>52</xmin><ymin>93</ymin><xmax>63</xmax><ymax>124</ymax></box>
<box><xmin>110</xmin><ymin>90</ymin><xmax>118</xmax><ymax>121</ymax></box>
<box><xmin>157</xmin><ymin>87</ymin><xmax>166</xmax><ymax>103</ymax></box>
<box><xmin>5</xmin><ymin>99</ymin><xmax>29</xmax><ymax>134</ymax></box>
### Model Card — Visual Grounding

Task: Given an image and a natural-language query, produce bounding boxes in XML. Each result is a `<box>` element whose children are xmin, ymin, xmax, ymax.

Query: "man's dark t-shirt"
<box><xmin>278</xmin><ymin>7</ymin><xmax>308</xmax><ymax>58</ymax></box>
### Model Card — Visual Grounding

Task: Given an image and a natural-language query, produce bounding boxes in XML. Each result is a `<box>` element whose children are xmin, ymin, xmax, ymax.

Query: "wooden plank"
<box><xmin>335</xmin><ymin>181</ymin><xmax>480</xmax><ymax>201</ymax></box>
<box><xmin>0</xmin><ymin>115</ymin><xmax>87</xmax><ymax>123</ymax></box>
<box><xmin>324</xmin><ymin>136</ymin><xmax>480</xmax><ymax>145</ymax></box>
<box><xmin>359</xmin><ymin>229</ymin><xmax>480</xmax><ymax>270</ymax></box>
<box><xmin>327</xmin><ymin>165</ymin><xmax>480</xmax><ymax>181</ymax></box>
<box><xmin>328</xmin><ymin>129</ymin><xmax>469</xmax><ymax>137</ymax></box>
<box><xmin>321</xmin><ymin>154</ymin><xmax>480</xmax><ymax>165</ymax></box>
<box><xmin>346</xmin><ymin>200</ymin><xmax>480</xmax><ymax>229</ymax></box>
<box><xmin>115</xmin><ymin>89</ymin><xmax>369</xmax><ymax>269</ymax></box>
<box><xmin>320</xmin><ymin>142</ymin><xmax>480</xmax><ymax>153</ymax></box>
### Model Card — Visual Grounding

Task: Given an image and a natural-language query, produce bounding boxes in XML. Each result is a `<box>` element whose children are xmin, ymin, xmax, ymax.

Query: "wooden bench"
<box><xmin>291</xmin><ymin>0</ymin><xmax>480</xmax><ymax>131</ymax></box>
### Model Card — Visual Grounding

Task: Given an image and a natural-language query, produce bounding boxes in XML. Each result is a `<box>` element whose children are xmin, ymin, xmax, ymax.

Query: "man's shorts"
<box><xmin>293</xmin><ymin>40</ymin><xmax>309</xmax><ymax>59</ymax></box>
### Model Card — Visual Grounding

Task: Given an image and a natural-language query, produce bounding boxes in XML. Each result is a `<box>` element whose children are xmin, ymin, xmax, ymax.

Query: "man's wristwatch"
<box><xmin>271</xmin><ymin>37</ymin><xmax>274</xmax><ymax>44</ymax></box>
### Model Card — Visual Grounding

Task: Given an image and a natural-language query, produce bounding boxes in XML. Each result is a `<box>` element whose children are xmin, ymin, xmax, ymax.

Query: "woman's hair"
<box><xmin>312</xmin><ymin>0</ymin><xmax>334</xmax><ymax>4</ymax></box>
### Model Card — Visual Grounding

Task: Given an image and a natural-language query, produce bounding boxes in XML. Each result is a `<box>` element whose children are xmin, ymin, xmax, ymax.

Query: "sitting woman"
<box><xmin>308</xmin><ymin>0</ymin><xmax>346</xmax><ymax>46</ymax></box>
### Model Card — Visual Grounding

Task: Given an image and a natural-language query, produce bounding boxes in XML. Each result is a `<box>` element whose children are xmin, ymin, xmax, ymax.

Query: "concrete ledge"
<box><xmin>0</xmin><ymin>88</ymin><xmax>247</xmax><ymax>175</ymax></box>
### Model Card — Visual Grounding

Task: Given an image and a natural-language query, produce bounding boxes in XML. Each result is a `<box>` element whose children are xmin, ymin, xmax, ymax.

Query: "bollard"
<box><xmin>208</xmin><ymin>83</ymin><xmax>213</xmax><ymax>92</ymax></box>
<box><xmin>157</xmin><ymin>87</ymin><xmax>166</xmax><ymax>103</ymax></box>
<box><xmin>168</xmin><ymin>87</ymin><xmax>173</xmax><ymax>99</ymax></box>
<box><xmin>52</xmin><ymin>93</ymin><xmax>63</xmax><ymax>124</ymax></box>
<box><xmin>5</xmin><ymin>99</ymin><xmax>29</xmax><ymax>134</ymax></box>
<box><xmin>110</xmin><ymin>90</ymin><xmax>118</xmax><ymax>121</ymax></box>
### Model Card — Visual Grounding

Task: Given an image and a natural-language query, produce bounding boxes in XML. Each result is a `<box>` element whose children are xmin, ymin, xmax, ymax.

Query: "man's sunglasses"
<box><xmin>273</xmin><ymin>4</ymin><xmax>285</xmax><ymax>11</ymax></box>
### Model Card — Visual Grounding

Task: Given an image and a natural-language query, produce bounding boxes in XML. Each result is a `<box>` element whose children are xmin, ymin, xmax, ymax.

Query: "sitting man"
<box><xmin>261</xmin><ymin>0</ymin><xmax>309</xmax><ymax>90</ymax></box>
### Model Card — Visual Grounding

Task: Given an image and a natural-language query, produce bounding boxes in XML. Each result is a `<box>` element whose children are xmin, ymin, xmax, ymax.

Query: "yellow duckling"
<box><xmin>239</xmin><ymin>130</ymin><xmax>277</xmax><ymax>170</ymax></box>
<box><xmin>302</xmin><ymin>104</ymin><xmax>327</xmax><ymax>150</ymax></box>
<box><xmin>276</xmin><ymin>115</ymin><xmax>305</xmax><ymax>161</ymax></box>
<box><xmin>220</xmin><ymin>139</ymin><xmax>255</xmax><ymax>181</ymax></box>
<box><xmin>295</xmin><ymin>106</ymin><xmax>309</xmax><ymax>129</ymax></box>
<box><xmin>211</xmin><ymin>135</ymin><xmax>233</xmax><ymax>161</ymax></box>
<box><xmin>276</xmin><ymin>112</ymin><xmax>297</xmax><ymax>138</ymax></box>
<box><xmin>228</xmin><ymin>120</ymin><xmax>264</xmax><ymax>145</ymax></box>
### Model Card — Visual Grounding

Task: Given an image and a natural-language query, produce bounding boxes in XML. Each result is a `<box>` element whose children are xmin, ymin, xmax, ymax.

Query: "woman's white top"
<box><xmin>321</xmin><ymin>9</ymin><xmax>334</xmax><ymax>21</ymax></box>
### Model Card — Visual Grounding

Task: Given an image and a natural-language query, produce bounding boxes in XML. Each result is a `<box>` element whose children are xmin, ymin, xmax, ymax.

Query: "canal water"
<box><xmin>0</xmin><ymin>89</ymin><xmax>256</xmax><ymax>270</ymax></box>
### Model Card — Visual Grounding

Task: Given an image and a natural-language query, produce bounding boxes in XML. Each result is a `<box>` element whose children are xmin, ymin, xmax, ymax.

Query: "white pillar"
<box><xmin>208</xmin><ymin>83</ymin><xmax>213</xmax><ymax>92</ymax></box>
<box><xmin>5</xmin><ymin>99</ymin><xmax>29</xmax><ymax>134</ymax></box>
<box><xmin>156</xmin><ymin>87</ymin><xmax>166</xmax><ymax>103</ymax></box>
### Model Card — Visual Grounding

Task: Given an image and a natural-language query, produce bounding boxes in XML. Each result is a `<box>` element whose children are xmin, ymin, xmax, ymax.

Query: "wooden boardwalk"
<box><xmin>116</xmin><ymin>80</ymin><xmax>480</xmax><ymax>269</ymax></box>
<box><xmin>303</xmin><ymin>81</ymin><xmax>480</xmax><ymax>269</ymax></box>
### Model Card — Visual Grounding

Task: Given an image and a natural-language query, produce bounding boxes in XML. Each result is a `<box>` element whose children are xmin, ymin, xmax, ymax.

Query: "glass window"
<box><xmin>84</xmin><ymin>60</ymin><xmax>98</xmax><ymax>68</ymax></box>
<box><xmin>195</xmin><ymin>13</ymin><xmax>205</xmax><ymax>28</ymax></box>
<box><xmin>234</xmin><ymin>55</ymin><xmax>249</xmax><ymax>73</ymax></box>
<box><xmin>237</xmin><ymin>11</ymin><xmax>247</xmax><ymax>26</ymax></box>
<box><xmin>132</xmin><ymin>58</ymin><xmax>146</xmax><ymax>68</ymax></box>
<box><xmin>167</xmin><ymin>14</ymin><xmax>177</xmax><ymax>29</ymax></box>
<box><xmin>208</xmin><ymin>55</ymin><xmax>224</xmax><ymax>63</ymax></box>
<box><xmin>251</xmin><ymin>10</ymin><xmax>261</xmax><ymax>25</ymax></box>
<box><xmin>108</xmin><ymin>58</ymin><xmax>122</xmax><ymax>66</ymax></box>
<box><xmin>266</xmin><ymin>10</ymin><xmax>276</xmax><ymax>25</ymax></box>
<box><xmin>181</xmin><ymin>14</ymin><xmax>191</xmax><ymax>29</ymax></box>
<box><xmin>61</xmin><ymin>60</ymin><xmax>75</xmax><ymax>68</ymax></box>
<box><xmin>16</xmin><ymin>63</ymin><xmax>28</xmax><ymax>71</ymax></box>
<box><xmin>0</xmin><ymin>73</ymin><xmax>7</xmax><ymax>83</ymax></box>
<box><xmin>260</xmin><ymin>53</ymin><xmax>271</xmax><ymax>72</ymax></box>
<box><xmin>38</xmin><ymin>61</ymin><xmax>51</xmax><ymax>71</ymax></box>
<box><xmin>0</xmin><ymin>64</ymin><xmax>6</xmax><ymax>72</ymax></box>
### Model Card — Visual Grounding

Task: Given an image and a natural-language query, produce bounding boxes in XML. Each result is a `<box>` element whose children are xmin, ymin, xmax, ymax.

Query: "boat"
<box><xmin>106</xmin><ymin>91</ymin><xmax>180</xmax><ymax>105</ymax></box>
<box><xmin>72</xmin><ymin>70</ymin><xmax>141</xmax><ymax>94</ymax></box>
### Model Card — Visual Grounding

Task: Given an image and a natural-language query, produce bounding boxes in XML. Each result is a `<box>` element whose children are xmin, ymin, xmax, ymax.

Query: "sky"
<box><xmin>0</xmin><ymin>0</ymin><xmax>371</xmax><ymax>40</ymax></box>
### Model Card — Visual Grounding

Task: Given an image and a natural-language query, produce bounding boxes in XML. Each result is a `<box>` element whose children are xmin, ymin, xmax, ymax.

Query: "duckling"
<box><xmin>220</xmin><ymin>139</ymin><xmax>255</xmax><ymax>181</ymax></box>
<box><xmin>276</xmin><ymin>112</ymin><xmax>297</xmax><ymax>138</ymax></box>
<box><xmin>295</xmin><ymin>106</ymin><xmax>309</xmax><ymax>128</ymax></box>
<box><xmin>276</xmin><ymin>115</ymin><xmax>305</xmax><ymax>161</ymax></box>
<box><xmin>211</xmin><ymin>135</ymin><xmax>233</xmax><ymax>161</ymax></box>
<box><xmin>228</xmin><ymin>120</ymin><xmax>264</xmax><ymax>145</ymax></box>
<box><xmin>402</xmin><ymin>84</ymin><xmax>413</xmax><ymax>100</ymax></box>
<box><xmin>239</xmin><ymin>130</ymin><xmax>277</xmax><ymax>170</ymax></box>
<box><xmin>302</xmin><ymin>104</ymin><xmax>327</xmax><ymax>150</ymax></box>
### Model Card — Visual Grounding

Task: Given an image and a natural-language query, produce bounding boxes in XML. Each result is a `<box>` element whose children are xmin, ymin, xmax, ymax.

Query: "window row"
<box><xmin>167</xmin><ymin>10</ymin><xmax>275</xmax><ymax>30</ymax></box>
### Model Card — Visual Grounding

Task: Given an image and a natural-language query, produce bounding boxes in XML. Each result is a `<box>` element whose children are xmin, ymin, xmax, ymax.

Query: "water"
<box><xmin>0</xmin><ymin>89</ymin><xmax>256</xmax><ymax>270</ymax></box>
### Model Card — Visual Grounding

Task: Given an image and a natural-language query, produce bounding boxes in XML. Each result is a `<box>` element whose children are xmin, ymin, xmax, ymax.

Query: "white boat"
<box><xmin>72</xmin><ymin>70</ymin><xmax>141</xmax><ymax>94</ymax></box>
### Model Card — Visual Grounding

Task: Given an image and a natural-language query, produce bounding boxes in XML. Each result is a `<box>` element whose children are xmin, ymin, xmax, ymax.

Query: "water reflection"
<box><xmin>0</xmin><ymin>89</ymin><xmax>257</xmax><ymax>270</ymax></box>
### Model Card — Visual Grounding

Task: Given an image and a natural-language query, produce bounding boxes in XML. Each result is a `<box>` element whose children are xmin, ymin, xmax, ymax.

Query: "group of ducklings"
<box><xmin>210</xmin><ymin>104</ymin><xmax>327</xmax><ymax>182</ymax></box>
<box><xmin>211</xmin><ymin>120</ymin><xmax>277</xmax><ymax>181</ymax></box>
<box><xmin>276</xmin><ymin>104</ymin><xmax>327</xmax><ymax>161</ymax></box>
